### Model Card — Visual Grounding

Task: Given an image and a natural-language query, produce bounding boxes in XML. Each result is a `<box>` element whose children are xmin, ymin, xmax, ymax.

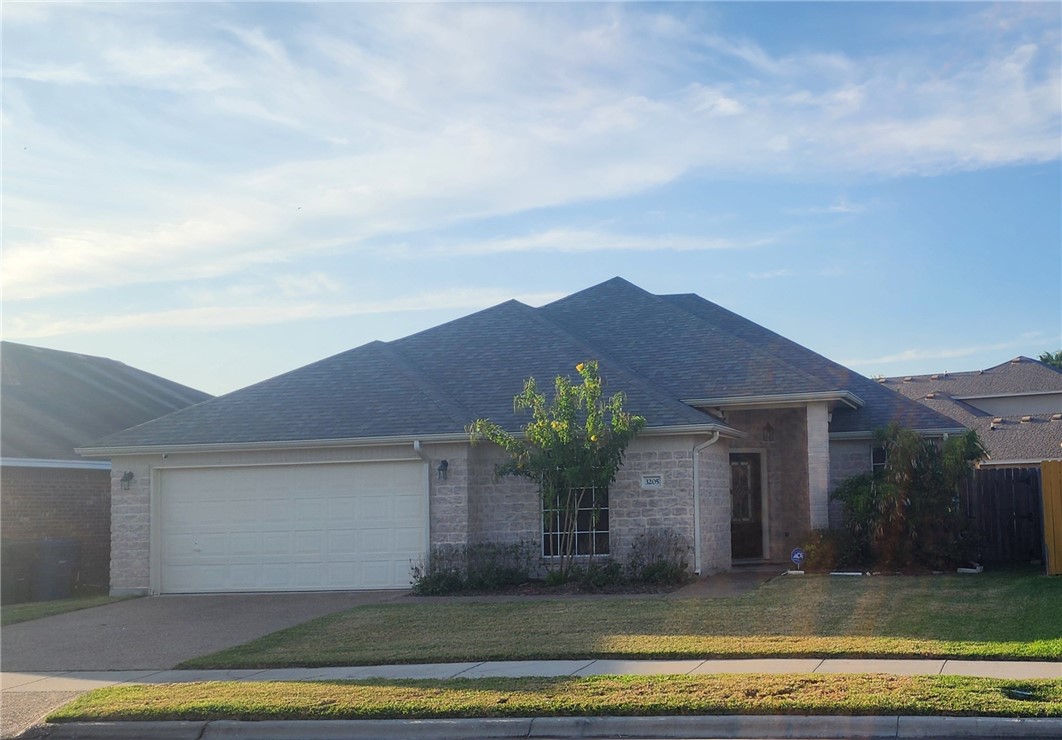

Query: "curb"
<box><xmin>29</xmin><ymin>716</ymin><xmax>1062</xmax><ymax>739</ymax></box>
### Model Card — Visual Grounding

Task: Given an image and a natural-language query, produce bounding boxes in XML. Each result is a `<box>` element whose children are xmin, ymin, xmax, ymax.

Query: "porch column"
<box><xmin>806</xmin><ymin>402</ymin><xmax>831</xmax><ymax>530</ymax></box>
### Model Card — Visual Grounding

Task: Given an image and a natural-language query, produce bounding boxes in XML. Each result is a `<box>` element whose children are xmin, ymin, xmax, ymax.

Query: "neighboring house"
<box><xmin>882</xmin><ymin>357</ymin><xmax>1062</xmax><ymax>467</ymax></box>
<box><xmin>80</xmin><ymin>278</ymin><xmax>962</xmax><ymax>596</ymax></box>
<box><xmin>1</xmin><ymin>342</ymin><xmax>211</xmax><ymax>593</ymax></box>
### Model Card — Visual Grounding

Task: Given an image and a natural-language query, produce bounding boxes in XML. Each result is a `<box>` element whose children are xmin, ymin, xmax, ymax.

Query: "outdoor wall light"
<box><xmin>437</xmin><ymin>460</ymin><xmax>449</xmax><ymax>480</ymax></box>
<box><xmin>120</xmin><ymin>471</ymin><xmax>135</xmax><ymax>490</ymax></box>
<box><xmin>762</xmin><ymin>423</ymin><xmax>774</xmax><ymax>443</ymax></box>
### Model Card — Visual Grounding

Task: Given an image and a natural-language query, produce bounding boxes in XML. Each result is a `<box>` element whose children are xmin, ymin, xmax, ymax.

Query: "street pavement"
<box><xmin>1</xmin><ymin>590</ymin><xmax>406</xmax><ymax>738</ymax></box>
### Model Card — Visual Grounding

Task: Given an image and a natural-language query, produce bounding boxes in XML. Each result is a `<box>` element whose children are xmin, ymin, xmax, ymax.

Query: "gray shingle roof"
<box><xmin>883</xmin><ymin>357</ymin><xmax>1062</xmax><ymax>463</ymax></box>
<box><xmin>81</xmin><ymin>278</ymin><xmax>963</xmax><ymax>452</ymax></box>
<box><xmin>1</xmin><ymin>341</ymin><xmax>211</xmax><ymax>459</ymax></box>
<box><xmin>883</xmin><ymin>357</ymin><xmax>1062</xmax><ymax>399</ymax></box>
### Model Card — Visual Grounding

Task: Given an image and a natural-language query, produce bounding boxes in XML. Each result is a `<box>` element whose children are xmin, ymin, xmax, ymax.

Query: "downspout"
<box><xmin>412</xmin><ymin>441</ymin><xmax>431</xmax><ymax>564</ymax></box>
<box><xmin>692</xmin><ymin>432</ymin><xmax>721</xmax><ymax>575</ymax></box>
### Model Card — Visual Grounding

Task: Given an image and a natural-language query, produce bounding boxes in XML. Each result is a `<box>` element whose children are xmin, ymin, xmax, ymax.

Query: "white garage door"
<box><xmin>158</xmin><ymin>462</ymin><xmax>426</xmax><ymax>593</ymax></box>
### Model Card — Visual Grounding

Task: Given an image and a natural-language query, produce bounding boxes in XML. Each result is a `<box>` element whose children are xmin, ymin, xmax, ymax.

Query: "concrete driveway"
<box><xmin>1</xmin><ymin>590</ymin><xmax>405</xmax><ymax>738</ymax></box>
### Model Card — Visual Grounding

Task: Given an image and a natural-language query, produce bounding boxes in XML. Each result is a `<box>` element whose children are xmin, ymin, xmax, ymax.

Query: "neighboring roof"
<box><xmin>882</xmin><ymin>357</ymin><xmax>1062</xmax><ymax>464</ymax></box>
<box><xmin>1</xmin><ymin>341</ymin><xmax>212</xmax><ymax>460</ymax></box>
<box><xmin>883</xmin><ymin>356</ymin><xmax>1062</xmax><ymax>400</ymax></box>
<box><xmin>81</xmin><ymin>278</ymin><xmax>961</xmax><ymax>453</ymax></box>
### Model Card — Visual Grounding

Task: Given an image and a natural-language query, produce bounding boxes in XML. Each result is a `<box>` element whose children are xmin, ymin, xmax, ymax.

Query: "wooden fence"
<box><xmin>1043</xmin><ymin>460</ymin><xmax>1062</xmax><ymax>576</ymax></box>
<box><xmin>959</xmin><ymin>466</ymin><xmax>1043</xmax><ymax>564</ymax></box>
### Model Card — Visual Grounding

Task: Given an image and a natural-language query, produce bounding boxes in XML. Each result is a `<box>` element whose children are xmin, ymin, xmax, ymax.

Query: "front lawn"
<box><xmin>181</xmin><ymin>567</ymin><xmax>1062</xmax><ymax>668</ymax></box>
<box><xmin>47</xmin><ymin>675</ymin><xmax>1062</xmax><ymax>722</ymax></box>
<box><xmin>1</xmin><ymin>594</ymin><xmax>134</xmax><ymax>626</ymax></box>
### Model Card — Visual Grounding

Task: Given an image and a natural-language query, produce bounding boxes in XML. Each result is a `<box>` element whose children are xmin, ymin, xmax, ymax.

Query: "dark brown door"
<box><xmin>730</xmin><ymin>453</ymin><xmax>763</xmax><ymax>559</ymax></box>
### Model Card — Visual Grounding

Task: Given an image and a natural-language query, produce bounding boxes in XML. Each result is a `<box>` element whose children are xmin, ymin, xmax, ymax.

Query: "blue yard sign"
<box><xmin>790</xmin><ymin>547</ymin><xmax>806</xmax><ymax>569</ymax></box>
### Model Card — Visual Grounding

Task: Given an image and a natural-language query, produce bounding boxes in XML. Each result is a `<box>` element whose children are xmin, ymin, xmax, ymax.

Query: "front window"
<box><xmin>871</xmin><ymin>446</ymin><xmax>887</xmax><ymax>474</ymax></box>
<box><xmin>543</xmin><ymin>486</ymin><xmax>609</xmax><ymax>557</ymax></box>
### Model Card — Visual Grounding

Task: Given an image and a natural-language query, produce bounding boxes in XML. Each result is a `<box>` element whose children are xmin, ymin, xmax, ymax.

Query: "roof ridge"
<box><xmin>373</xmin><ymin>341</ymin><xmax>474</xmax><ymax>429</ymax></box>
<box><xmin>648</xmin><ymin>291</ymin><xmax>843</xmax><ymax>395</ymax></box>
<box><xmin>520</xmin><ymin>301</ymin><xmax>719</xmax><ymax>427</ymax></box>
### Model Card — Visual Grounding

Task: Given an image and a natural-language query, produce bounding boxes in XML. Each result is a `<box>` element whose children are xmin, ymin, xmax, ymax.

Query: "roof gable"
<box><xmin>539</xmin><ymin>278</ymin><xmax>837</xmax><ymax>401</ymax></box>
<box><xmin>658</xmin><ymin>290</ymin><xmax>964</xmax><ymax>434</ymax></box>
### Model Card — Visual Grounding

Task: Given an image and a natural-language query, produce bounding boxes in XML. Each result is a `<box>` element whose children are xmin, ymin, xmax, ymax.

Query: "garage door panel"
<box><xmin>159</xmin><ymin>462</ymin><xmax>425</xmax><ymax>593</ymax></box>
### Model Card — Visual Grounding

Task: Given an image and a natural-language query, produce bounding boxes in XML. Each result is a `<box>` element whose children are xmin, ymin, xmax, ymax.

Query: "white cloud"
<box><xmin>5</xmin><ymin>288</ymin><xmax>567</xmax><ymax>338</ymax></box>
<box><xmin>843</xmin><ymin>335</ymin><xmax>1049</xmax><ymax>368</ymax></box>
<box><xmin>2</xmin><ymin>2</ymin><xmax>1058</xmax><ymax>306</ymax></box>
<box><xmin>407</xmin><ymin>229</ymin><xmax>774</xmax><ymax>257</ymax></box>
<box><xmin>748</xmin><ymin>269</ymin><xmax>793</xmax><ymax>280</ymax></box>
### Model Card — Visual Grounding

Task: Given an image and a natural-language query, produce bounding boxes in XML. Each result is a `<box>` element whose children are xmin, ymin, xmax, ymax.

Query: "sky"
<box><xmin>3</xmin><ymin>2</ymin><xmax>1060</xmax><ymax>397</ymax></box>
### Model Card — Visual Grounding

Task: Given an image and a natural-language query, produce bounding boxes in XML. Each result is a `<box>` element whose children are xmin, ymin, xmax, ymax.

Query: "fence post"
<box><xmin>1043</xmin><ymin>460</ymin><xmax>1062</xmax><ymax>576</ymax></box>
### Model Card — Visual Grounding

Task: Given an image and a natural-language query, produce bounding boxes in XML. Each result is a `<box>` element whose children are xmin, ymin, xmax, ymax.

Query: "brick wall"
<box><xmin>1</xmin><ymin>464</ymin><xmax>111</xmax><ymax>590</ymax></box>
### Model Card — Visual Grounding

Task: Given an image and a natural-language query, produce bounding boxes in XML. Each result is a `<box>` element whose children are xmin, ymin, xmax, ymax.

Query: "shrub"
<box><xmin>832</xmin><ymin>425</ymin><xmax>985</xmax><ymax>572</ymax></box>
<box><xmin>410</xmin><ymin>541</ymin><xmax>536</xmax><ymax>595</ymax></box>
<box><xmin>626</xmin><ymin>528</ymin><xmax>692</xmax><ymax>585</ymax></box>
<box><xmin>464</xmin><ymin>541</ymin><xmax>537</xmax><ymax>590</ymax></box>
<box><xmin>802</xmin><ymin>529</ymin><xmax>865</xmax><ymax>572</ymax></box>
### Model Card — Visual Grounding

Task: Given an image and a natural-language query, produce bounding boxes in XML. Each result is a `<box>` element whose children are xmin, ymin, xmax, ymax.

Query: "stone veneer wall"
<box><xmin>697</xmin><ymin>440</ymin><xmax>732</xmax><ymax>573</ymax></box>
<box><xmin>466</xmin><ymin>444</ymin><xmax>539</xmax><ymax>547</ymax></box>
<box><xmin>421</xmin><ymin>442</ymin><xmax>470</xmax><ymax>548</ymax></box>
<box><xmin>464</xmin><ymin>434</ymin><xmax>731</xmax><ymax>574</ymax></box>
<box><xmin>611</xmin><ymin>436</ymin><xmax>697</xmax><ymax>567</ymax></box>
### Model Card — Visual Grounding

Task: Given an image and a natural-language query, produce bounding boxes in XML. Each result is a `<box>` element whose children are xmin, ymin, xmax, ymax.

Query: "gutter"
<box><xmin>684</xmin><ymin>391</ymin><xmax>864</xmax><ymax>411</ymax></box>
<box><xmin>692</xmin><ymin>432</ymin><xmax>721</xmax><ymax>575</ymax></box>
<box><xmin>77</xmin><ymin>424</ymin><xmax>745</xmax><ymax>458</ymax></box>
<box><xmin>829</xmin><ymin>427</ymin><xmax>967</xmax><ymax>441</ymax></box>
<box><xmin>0</xmin><ymin>457</ymin><xmax>111</xmax><ymax>470</ymax></box>
<box><xmin>77</xmin><ymin>432</ymin><xmax>472</xmax><ymax>458</ymax></box>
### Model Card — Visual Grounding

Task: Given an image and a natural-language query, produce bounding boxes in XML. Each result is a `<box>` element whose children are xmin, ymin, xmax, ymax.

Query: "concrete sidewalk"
<box><xmin>4</xmin><ymin>657</ymin><xmax>1061</xmax><ymax>693</ymax></box>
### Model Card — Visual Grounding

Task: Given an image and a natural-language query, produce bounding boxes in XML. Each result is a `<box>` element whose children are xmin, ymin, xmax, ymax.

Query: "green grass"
<box><xmin>182</xmin><ymin>567</ymin><xmax>1062</xmax><ymax>668</ymax></box>
<box><xmin>47</xmin><ymin>675</ymin><xmax>1062</xmax><ymax>722</ymax></box>
<box><xmin>1</xmin><ymin>594</ymin><xmax>134</xmax><ymax>626</ymax></box>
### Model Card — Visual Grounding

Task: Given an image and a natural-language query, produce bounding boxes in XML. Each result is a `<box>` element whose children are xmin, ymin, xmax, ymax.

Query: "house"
<box><xmin>882</xmin><ymin>357</ymin><xmax>1062</xmax><ymax>467</ymax></box>
<box><xmin>1</xmin><ymin>342</ymin><xmax>211</xmax><ymax>596</ymax></box>
<box><xmin>79</xmin><ymin>278</ymin><xmax>962</xmax><ymax>596</ymax></box>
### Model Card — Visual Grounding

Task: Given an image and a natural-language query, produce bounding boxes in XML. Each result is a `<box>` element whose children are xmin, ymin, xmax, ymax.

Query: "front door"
<box><xmin>730</xmin><ymin>453</ymin><xmax>763</xmax><ymax>559</ymax></box>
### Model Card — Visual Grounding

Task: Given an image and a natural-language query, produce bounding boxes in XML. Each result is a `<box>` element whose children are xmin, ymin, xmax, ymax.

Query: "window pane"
<box><xmin>540</xmin><ymin>486</ymin><xmax>610</xmax><ymax>557</ymax></box>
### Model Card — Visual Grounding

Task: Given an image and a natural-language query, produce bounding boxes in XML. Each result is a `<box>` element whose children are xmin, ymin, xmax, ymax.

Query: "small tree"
<box><xmin>467</xmin><ymin>361</ymin><xmax>645</xmax><ymax>579</ymax></box>
<box><xmin>833</xmin><ymin>424</ymin><xmax>986</xmax><ymax>571</ymax></box>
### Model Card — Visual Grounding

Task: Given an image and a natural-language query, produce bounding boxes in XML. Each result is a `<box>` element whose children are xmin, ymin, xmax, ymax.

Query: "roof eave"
<box><xmin>76</xmin><ymin>432</ymin><xmax>473</xmax><ymax>458</ymax></box>
<box><xmin>77</xmin><ymin>422</ymin><xmax>746</xmax><ymax>457</ymax></box>
<box><xmin>684</xmin><ymin>391</ymin><xmax>864</xmax><ymax>411</ymax></box>
<box><xmin>643</xmin><ymin>423</ymin><xmax>747</xmax><ymax>440</ymax></box>
<box><xmin>0</xmin><ymin>457</ymin><xmax>112</xmax><ymax>470</ymax></box>
<box><xmin>978</xmin><ymin>457</ymin><xmax>1062</xmax><ymax>467</ymax></box>
<box><xmin>829</xmin><ymin>427</ymin><xmax>968</xmax><ymax>441</ymax></box>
